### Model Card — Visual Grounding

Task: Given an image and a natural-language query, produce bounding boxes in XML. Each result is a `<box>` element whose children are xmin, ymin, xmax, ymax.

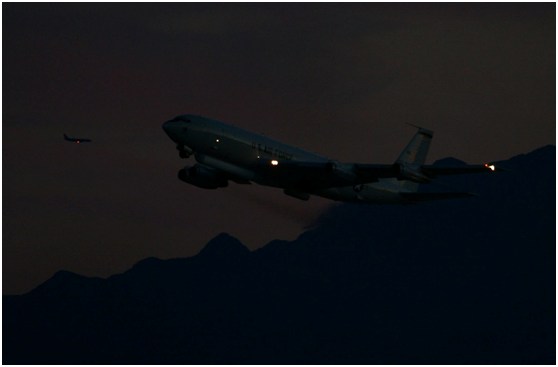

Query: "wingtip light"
<box><xmin>485</xmin><ymin>164</ymin><xmax>495</xmax><ymax>171</ymax></box>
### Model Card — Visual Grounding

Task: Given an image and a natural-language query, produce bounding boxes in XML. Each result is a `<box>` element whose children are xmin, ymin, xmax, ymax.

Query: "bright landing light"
<box><xmin>271</xmin><ymin>160</ymin><xmax>279</xmax><ymax>166</ymax></box>
<box><xmin>485</xmin><ymin>164</ymin><xmax>495</xmax><ymax>171</ymax></box>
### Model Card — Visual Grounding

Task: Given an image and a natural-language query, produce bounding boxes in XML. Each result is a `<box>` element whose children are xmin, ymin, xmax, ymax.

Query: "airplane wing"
<box><xmin>354</xmin><ymin>164</ymin><xmax>397</xmax><ymax>179</ymax></box>
<box><xmin>258</xmin><ymin>161</ymin><xmax>398</xmax><ymax>189</ymax></box>
<box><xmin>258</xmin><ymin>161</ymin><xmax>341</xmax><ymax>187</ymax></box>
<box><xmin>64</xmin><ymin>134</ymin><xmax>92</xmax><ymax>143</ymax></box>
<box><xmin>258</xmin><ymin>160</ymin><xmax>504</xmax><ymax>189</ymax></box>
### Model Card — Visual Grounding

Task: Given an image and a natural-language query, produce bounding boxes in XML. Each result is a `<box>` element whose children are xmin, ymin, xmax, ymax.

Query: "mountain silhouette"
<box><xmin>196</xmin><ymin>232</ymin><xmax>251</xmax><ymax>260</ymax></box>
<box><xmin>3</xmin><ymin>146</ymin><xmax>555</xmax><ymax>364</ymax></box>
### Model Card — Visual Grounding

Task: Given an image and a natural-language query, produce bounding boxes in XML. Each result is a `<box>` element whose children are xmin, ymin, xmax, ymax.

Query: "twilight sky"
<box><xmin>3</xmin><ymin>3</ymin><xmax>555</xmax><ymax>294</ymax></box>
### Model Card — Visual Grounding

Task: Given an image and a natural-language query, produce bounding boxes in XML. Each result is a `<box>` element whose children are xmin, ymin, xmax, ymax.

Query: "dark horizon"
<box><xmin>3</xmin><ymin>3</ymin><xmax>556</xmax><ymax>295</ymax></box>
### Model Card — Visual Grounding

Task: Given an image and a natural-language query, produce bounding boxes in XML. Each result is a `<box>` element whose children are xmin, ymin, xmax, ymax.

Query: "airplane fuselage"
<box><xmin>163</xmin><ymin>115</ymin><xmax>410</xmax><ymax>204</ymax></box>
<box><xmin>64</xmin><ymin>134</ymin><xmax>91</xmax><ymax>143</ymax></box>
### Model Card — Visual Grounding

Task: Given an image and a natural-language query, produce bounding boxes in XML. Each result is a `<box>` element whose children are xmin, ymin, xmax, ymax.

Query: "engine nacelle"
<box><xmin>392</xmin><ymin>162</ymin><xmax>431</xmax><ymax>184</ymax></box>
<box><xmin>178</xmin><ymin>164</ymin><xmax>228</xmax><ymax>189</ymax></box>
<box><xmin>324</xmin><ymin>160</ymin><xmax>358</xmax><ymax>182</ymax></box>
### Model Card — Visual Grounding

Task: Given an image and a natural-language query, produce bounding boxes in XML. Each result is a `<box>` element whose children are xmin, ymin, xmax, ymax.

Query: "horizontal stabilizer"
<box><xmin>421</xmin><ymin>164</ymin><xmax>507</xmax><ymax>177</ymax></box>
<box><xmin>400</xmin><ymin>192</ymin><xmax>477</xmax><ymax>203</ymax></box>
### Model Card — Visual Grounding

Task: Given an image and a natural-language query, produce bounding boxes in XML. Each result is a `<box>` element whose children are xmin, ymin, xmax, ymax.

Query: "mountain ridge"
<box><xmin>4</xmin><ymin>145</ymin><xmax>555</xmax><ymax>364</ymax></box>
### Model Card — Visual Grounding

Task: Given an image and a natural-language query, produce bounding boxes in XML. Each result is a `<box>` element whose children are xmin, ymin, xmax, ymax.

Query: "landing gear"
<box><xmin>176</xmin><ymin>144</ymin><xmax>193</xmax><ymax>159</ymax></box>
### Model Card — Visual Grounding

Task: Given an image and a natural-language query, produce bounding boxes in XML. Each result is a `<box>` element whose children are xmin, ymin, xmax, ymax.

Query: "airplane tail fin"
<box><xmin>392</xmin><ymin>125</ymin><xmax>433</xmax><ymax>192</ymax></box>
<box><xmin>396</xmin><ymin>124</ymin><xmax>433</xmax><ymax>166</ymax></box>
<box><xmin>64</xmin><ymin>133</ymin><xmax>68</xmax><ymax>139</ymax></box>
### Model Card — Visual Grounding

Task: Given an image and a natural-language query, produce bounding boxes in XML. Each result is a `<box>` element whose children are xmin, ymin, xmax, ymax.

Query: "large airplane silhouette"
<box><xmin>163</xmin><ymin>115</ymin><xmax>503</xmax><ymax>204</ymax></box>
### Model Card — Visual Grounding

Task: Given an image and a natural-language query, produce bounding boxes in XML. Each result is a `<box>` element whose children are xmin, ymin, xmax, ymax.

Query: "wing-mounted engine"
<box><xmin>325</xmin><ymin>160</ymin><xmax>358</xmax><ymax>182</ymax></box>
<box><xmin>392</xmin><ymin>161</ymin><xmax>431</xmax><ymax>183</ymax></box>
<box><xmin>178</xmin><ymin>164</ymin><xmax>228</xmax><ymax>189</ymax></box>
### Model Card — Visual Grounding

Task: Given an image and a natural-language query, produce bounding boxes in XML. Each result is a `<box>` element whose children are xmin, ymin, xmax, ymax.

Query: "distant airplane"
<box><xmin>162</xmin><ymin>115</ymin><xmax>504</xmax><ymax>204</ymax></box>
<box><xmin>64</xmin><ymin>134</ymin><xmax>91</xmax><ymax>143</ymax></box>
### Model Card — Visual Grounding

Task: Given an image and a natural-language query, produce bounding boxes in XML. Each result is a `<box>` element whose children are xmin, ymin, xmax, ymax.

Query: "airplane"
<box><xmin>64</xmin><ymin>133</ymin><xmax>92</xmax><ymax>143</ymax></box>
<box><xmin>162</xmin><ymin>115</ymin><xmax>504</xmax><ymax>204</ymax></box>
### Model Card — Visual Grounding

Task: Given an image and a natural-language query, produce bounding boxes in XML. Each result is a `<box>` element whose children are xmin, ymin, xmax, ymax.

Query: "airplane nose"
<box><xmin>162</xmin><ymin>120</ymin><xmax>180</xmax><ymax>137</ymax></box>
<box><xmin>162</xmin><ymin>120</ymin><xmax>173</xmax><ymax>133</ymax></box>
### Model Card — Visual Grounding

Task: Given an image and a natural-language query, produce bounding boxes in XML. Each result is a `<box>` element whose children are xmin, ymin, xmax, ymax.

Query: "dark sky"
<box><xmin>3</xmin><ymin>3</ymin><xmax>555</xmax><ymax>295</ymax></box>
